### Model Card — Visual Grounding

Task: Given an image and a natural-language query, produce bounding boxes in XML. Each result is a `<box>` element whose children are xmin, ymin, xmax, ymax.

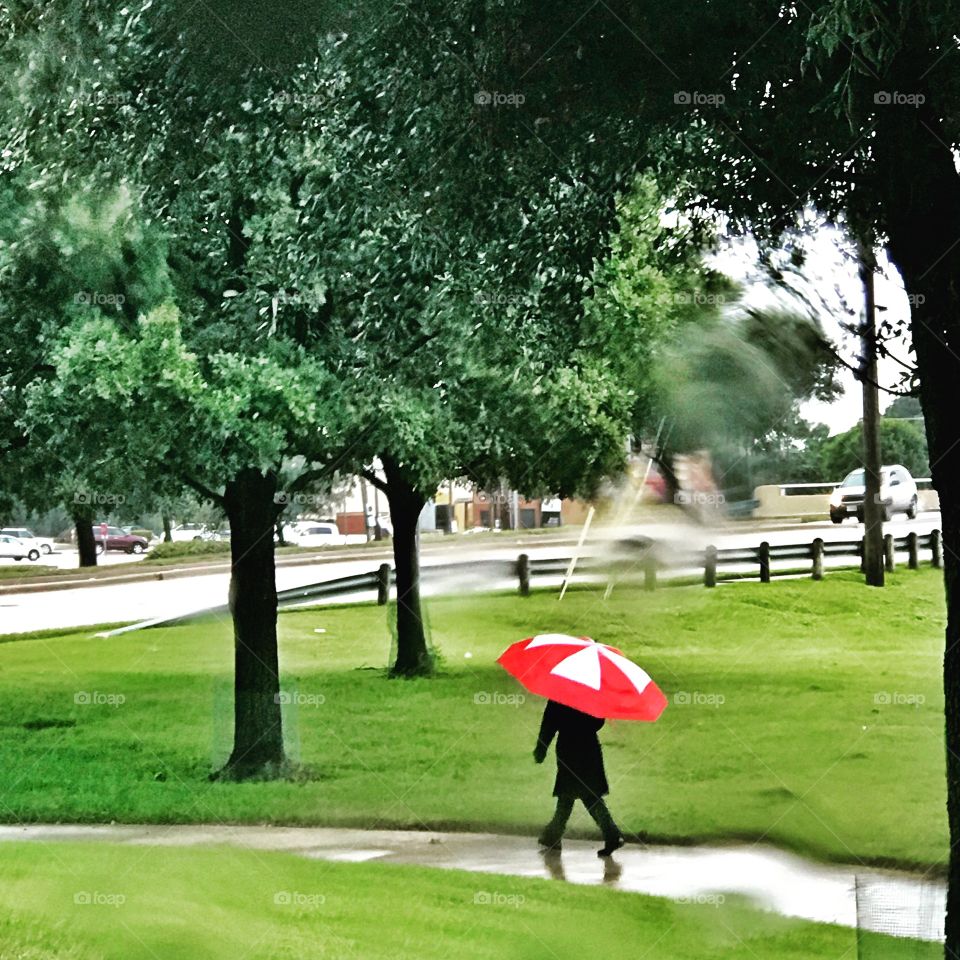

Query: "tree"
<box><xmin>884</xmin><ymin>394</ymin><xmax>924</xmax><ymax>423</ymax></box>
<box><xmin>0</xmin><ymin>179</ymin><xmax>172</xmax><ymax>564</ymax></box>
<box><xmin>29</xmin><ymin>300</ymin><xmax>352</xmax><ymax>775</ymax></box>
<box><xmin>240</xmin><ymin>36</ymin><xmax>671</xmax><ymax>675</ymax></box>
<box><xmin>748</xmin><ymin>416</ymin><xmax>832</xmax><ymax>487</ymax></box>
<box><xmin>648</xmin><ymin>301</ymin><xmax>840</xmax><ymax>500</ymax></box>
<box><xmin>820</xmin><ymin>418</ymin><xmax>930</xmax><ymax>482</ymax></box>
<box><xmin>0</xmin><ymin>1</ymin><xmax>372</xmax><ymax>777</ymax></box>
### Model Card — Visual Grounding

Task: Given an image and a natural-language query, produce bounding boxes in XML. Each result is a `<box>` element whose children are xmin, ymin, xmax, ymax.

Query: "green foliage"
<box><xmin>146</xmin><ymin>540</ymin><xmax>231</xmax><ymax>561</ymax></box>
<box><xmin>745</xmin><ymin>417</ymin><xmax>833</xmax><ymax>487</ymax></box>
<box><xmin>648</xmin><ymin>297</ymin><xmax>840</xmax><ymax>495</ymax></box>
<box><xmin>0</xmin><ymin>182</ymin><xmax>175</xmax><ymax>514</ymax></box>
<box><xmin>819</xmin><ymin>418</ymin><xmax>930</xmax><ymax>481</ymax></box>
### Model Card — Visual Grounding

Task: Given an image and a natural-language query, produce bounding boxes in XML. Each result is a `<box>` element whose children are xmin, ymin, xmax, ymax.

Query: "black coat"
<box><xmin>535</xmin><ymin>700</ymin><xmax>609</xmax><ymax>801</ymax></box>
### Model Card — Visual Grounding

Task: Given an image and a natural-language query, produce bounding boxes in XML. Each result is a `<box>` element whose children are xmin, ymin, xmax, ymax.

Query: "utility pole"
<box><xmin>359</xmin><ymin>476</ymin><xmax>371</xmax><ymax>543</ymax></box>
<box><xmin>373</xmin><ymin>484</ymin><xmax>382</xmax><ymax>541</ymax></box>
<box><xmin>858</xmin><ymin>237</ymin><xmax>885</xmax><ymax>587</ymax></box>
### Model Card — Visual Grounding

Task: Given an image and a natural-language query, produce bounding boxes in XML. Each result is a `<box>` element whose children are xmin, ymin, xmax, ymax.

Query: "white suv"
<box><xmin>829</xmin><ymin>464</ymin><xmax>919</xmax><ymax>523</ymax></box>
<box><xmin>169</xmin><ymin>523</ymin><xmax>214</xmax><ymax>542</ymax></box>
<box><xmin>0</xmin><ymin>527</ymin><xmax>55</xmax><ymax>555</ymax></box>
<box><xmin>0</xmin><ymin>534</ymin><xmax>40</xmax><ymax>561</ymax></box>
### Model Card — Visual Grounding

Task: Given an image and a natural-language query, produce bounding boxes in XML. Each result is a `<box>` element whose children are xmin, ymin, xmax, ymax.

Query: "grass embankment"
<box><xmin>0</xmin><ymin>565</ymin><xmax>58</xmax><ymax>580</ymax></box>
<box><xmin>0</xmin><ymin>842</ymin><xmax>938</xmax><ymax>960</ymax></box>
<box><xmin>0</xmin><ymin>570</ymin><xmax>948</xmax><ymax>868</ymax></box>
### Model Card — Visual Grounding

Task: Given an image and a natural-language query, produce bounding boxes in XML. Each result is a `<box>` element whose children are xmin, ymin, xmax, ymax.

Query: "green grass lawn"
<box><xmin>0</xmin><ymin>565</ymin><xmax>58</xmax><ymax>580</ymax></box>
<box><xmin>0</xmin><ymin>569</ymin><xmax>947</xmax><ymax>869</ymax></box>
<box><xmin>0</xmin><ymin>841</ymin><xmax>938</xmax><ymax>960</ymax></box>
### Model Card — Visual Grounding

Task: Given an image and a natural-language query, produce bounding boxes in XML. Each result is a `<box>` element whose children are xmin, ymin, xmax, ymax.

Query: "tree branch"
<box><xmin>360</xmin><ymin>468</ymin><xmax>388</xmax><ymax>494</ymax></box>
<box><xmin>180</xmin><ymin>474</ymin><xmax>226</xmax><ymax>508</ymax></box>
<box><xmin>286</xmin><ymin>465</ymin><xmax>335</xmax><ymax>495</ymax></box>
<box><xmin>833</xmin><ymin>351</ymin><xmax>915</xmax><ymax>397</ymax></box>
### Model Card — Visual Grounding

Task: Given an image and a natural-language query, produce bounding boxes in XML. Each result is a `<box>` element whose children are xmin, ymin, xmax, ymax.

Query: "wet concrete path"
<box><xmin>0</xmin><ymin>824</ymin><xmax>944</xmax><ymax>942</ymax></box>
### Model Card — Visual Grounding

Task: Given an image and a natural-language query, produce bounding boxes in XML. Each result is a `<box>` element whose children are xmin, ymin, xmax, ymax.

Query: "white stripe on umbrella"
<box><xmin>527</xmin><ymin>634</ymin><xmax>591</xmax><ymax>648</ymax></box>
<box><xmin>550</xmin><ymin>645</ymin><xmax>603</xmax><ymax>689</ymax></box>
<box><xmin>601</xmin><ymin>649</ymin><xmax>653</xmax><ymax>694</ymax></box>
<box><xmin>545</xmin><ymin>640</ymin><xmax>653</xmax><ymax>694</ymax></box>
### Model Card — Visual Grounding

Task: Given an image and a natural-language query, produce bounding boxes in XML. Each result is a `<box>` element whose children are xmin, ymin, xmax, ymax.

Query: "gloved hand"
<box><xmin>533</xmin><ymin>746</ymin><xmax>546</xmax><ymax>764</ymax></box>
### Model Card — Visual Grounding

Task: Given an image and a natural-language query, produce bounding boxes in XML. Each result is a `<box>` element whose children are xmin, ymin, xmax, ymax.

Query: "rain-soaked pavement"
<box><xmin>0</xmin><ymin>824</ymin><xmax>944</xmax><ymax>941</ymax></box>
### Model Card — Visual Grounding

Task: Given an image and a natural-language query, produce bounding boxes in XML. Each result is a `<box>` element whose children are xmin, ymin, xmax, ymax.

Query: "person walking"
<box><xmin>533</xmin><ymin>698</ymin><xmax>625</xmax><ymax>857</ymax></box>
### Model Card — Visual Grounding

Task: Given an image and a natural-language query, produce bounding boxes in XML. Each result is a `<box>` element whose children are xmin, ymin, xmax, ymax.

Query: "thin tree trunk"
<box><xmin>162</xmin><ymin>513</ymin><xmax>173</xmax><ymax>543</ymax></box>
<box><xmin>857</xmin><ymin>239</ymin><xmax>884</xmax><ymax>586</ymax></box>
<box><xmin>219</xmin><ymin>467</ymin><xmax>285</xmax><ymax>778</ymax></box>
<box><xmin>73</xmin><ymin>507</ymin><xmax>97</xmax><ymax>567</ymax></box>
<box><xmin>382</xmin><ymin>455</ymin><xmax>432</xmax><ymax>677</ymax></box>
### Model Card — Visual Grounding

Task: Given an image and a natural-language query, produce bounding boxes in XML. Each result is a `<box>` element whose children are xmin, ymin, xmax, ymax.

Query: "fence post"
<box><xmin>932</xmin><ymin>529</ymin><xmax>942</xmax><ymax>568</ymax></box>
<box><xmin>517</xmin><ymin>553</ymin><xmax>530</xmax><ymax>597</ymax></box>
<box><xmin>811</xmin><ymin>538</ymin><xmax>824</xmax><ymax>581</ymax></box>
<box><xmin>758</xmin><ymin>541</ymin><xmax>770</xmax><ymax>584</ymax></box>
<box><xmin>883</xmin><ymin>534</ymin><xmax>895</xmax><ymax>572</ymax></box>
<box><xmin>907</xmin><ymin>532</ymin><xmax>919</xmax><ymax>570</ymax></box>
<box><xmin>704</xmin><ymin>545</ymin><xmax>717</xmax><ymax>588</ymax></box>
<box><xmin>376</xmin><ymin>563</ymin><xmax>391</xmax><ymax>605</ymax></box>
<box><xmin>643</xmin><ymin>552</ymin><xmax>657</xmax><ymax>591</ymax></box>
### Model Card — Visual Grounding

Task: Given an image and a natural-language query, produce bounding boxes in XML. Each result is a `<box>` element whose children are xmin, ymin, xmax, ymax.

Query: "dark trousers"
<box><xmin>540</xmin><ymin>795</ymin><xmax>621</xmax><ymax>845</ymax></box>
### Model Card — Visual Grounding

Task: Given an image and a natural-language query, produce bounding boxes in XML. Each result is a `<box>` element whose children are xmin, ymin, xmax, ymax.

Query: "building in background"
<box><xmin>317</xmin><ymin>473</ymin><xmax>583</xmax><ymax>535</ymax></box>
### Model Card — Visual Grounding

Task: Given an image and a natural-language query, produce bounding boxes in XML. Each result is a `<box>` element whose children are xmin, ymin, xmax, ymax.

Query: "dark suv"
<box><xmin>93</xmin><ymin>525</ymin><xmax>149</xmax><ymax>554</ymax></box>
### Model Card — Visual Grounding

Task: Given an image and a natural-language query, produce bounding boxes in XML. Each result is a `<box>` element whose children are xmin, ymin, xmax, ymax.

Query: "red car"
<box><xmin>92</xmin><ymin>525</ymin><xmax>149</xmax><ymax>555</ymax></box>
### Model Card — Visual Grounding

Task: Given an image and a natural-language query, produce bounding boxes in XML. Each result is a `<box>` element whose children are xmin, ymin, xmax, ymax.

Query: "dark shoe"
<box><xmin>597</xmin><ymin>835</ymin><xmax>625</xmax><ymax>857</ymax></box>
<box><xmin>538</xmin><ymin>835</ymin><xmax>562</xmax><ymax>851</ymax></box>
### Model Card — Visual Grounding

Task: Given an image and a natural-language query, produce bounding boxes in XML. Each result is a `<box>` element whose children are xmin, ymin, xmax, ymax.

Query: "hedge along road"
<box><xmin>0</xmin><ymin>513</ymin><xmax>942</xmax><ymax>635</ymax></box>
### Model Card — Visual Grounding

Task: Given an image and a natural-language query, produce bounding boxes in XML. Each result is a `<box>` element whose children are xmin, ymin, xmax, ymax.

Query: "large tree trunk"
<box><xmin>73</xmin><ymin>507</ymin><xmax>97</xmax><ymax>568</ymax></box>
<box><xmin>219</xmin><ymin>467</ymin><xmax>285</xmax><ymax>778</ymax></box>
<box><xmin>878</xmin><ymin>103</ymin><xmax>960</xmax><ymax>955</ymax></box>
<box><xmin>382</xmin><ymin>455</ymin><xmax>432</xmax><ymax>677</ymax></box>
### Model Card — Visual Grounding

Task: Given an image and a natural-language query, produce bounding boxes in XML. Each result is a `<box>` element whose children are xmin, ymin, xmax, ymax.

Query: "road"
<box><xmin>5</xmin><ymin>548</ymin><xmax>150</xmax><ymax>570</ymax></box>
<box><xmin>0</xmin><ymin>512</ymin><xmax>942</xmax><ymax>635</ymax></box>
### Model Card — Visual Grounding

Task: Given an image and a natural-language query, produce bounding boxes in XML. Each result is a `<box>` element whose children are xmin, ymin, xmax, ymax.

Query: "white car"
<box><xmin>169</xmin><ymin>523</ymin><xmax>213</xmax><ymax>542</ymax></box>
<box><xmin>829</xmin><ymin>464</ymin><xmax>919</xmax><ymax>523</ymax></box>
<box><xmin>0</xmin><ymin>534</ymin><xmax>40</xmax><ymax>562</ymax></box>
<box><xmin>0</xmin><ymin>527</ymin><xmax>56</xmax><ymax>555</ymax></box>
<box><xmin>291</xmin><ymin>522</ymin><xmax>347</xmax><ymax>548</ymax></box>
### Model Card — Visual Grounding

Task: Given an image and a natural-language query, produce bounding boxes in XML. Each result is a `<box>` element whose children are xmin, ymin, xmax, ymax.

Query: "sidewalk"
<box><xmin>0</xmin><ymin>823</ymin><xmax>943</xmax><ymax>941</ymax></box>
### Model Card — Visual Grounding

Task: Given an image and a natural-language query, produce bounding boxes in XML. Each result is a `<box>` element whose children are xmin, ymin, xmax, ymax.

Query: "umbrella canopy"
<box><xmin>497</xmin><ymin>633</ymin><xmax>667</xmax><ymax>721</ymax></box>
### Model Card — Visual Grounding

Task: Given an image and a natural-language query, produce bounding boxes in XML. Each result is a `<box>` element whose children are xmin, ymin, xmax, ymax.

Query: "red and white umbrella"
<box><xmin>497</xmin><ymin>633</ymin><xmax>667</xmax><ymax>721</ymax></box>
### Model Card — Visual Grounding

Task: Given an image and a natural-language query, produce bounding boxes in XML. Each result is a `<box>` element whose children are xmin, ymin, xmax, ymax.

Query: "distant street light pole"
<box><xmin>373</xmin><ymin>484</ymin><xmax>383</xmax><ymax>541</ymax></box>
<box><xmin>858</xmin><ymin>238</ymin><xmax>885</xmax><ymax>587</ymax></box>
<box><xmin>359</xmin><ymin>476</ymin><xmax>372</xmax><ymax>544</ymax></box>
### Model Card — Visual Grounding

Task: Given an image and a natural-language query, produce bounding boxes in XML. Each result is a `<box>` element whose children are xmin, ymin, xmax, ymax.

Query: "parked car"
<box><xmin>829</xmin><ymin>464</ymin><xmax>919</xmax><ymax>523</ymax></box>
<box><xmin>290</xmin><ymin>522</ymin><xmax>347</xmax><ymax>548</ymax></box>
<box><xmin>0</xmin><ymin>534</ymin><xmax>40</xmax><ymax>561</ymax></box>
<box><xmin>169</xmin><ymin>523</ymin><xmax>213</xmax><ymax>542</ymax></box>
<box><xmin>93</xmin><ymin>525</ymin><xmax>150</xmax><ymax>554</ymax></box>
<box><xmin>0</xmin><ymin>527</ymin><xmax>55</xmax><ymax>555</ymax></box>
